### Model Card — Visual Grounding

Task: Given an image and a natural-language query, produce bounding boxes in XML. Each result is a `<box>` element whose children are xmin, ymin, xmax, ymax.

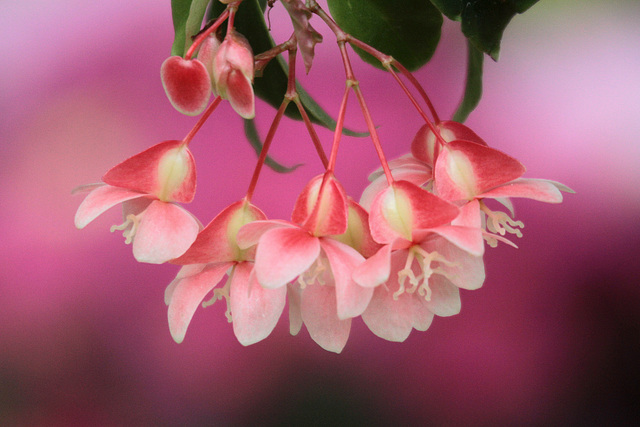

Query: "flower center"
<box><xmin>110</xmin><ymin>213</ymin><xmax>141</xmax><ymax>244</ymax></box>
<box><xmin>297</xmin><ymin>255</ymin><xmax>329</xmax><ymax>288</ymax></box>
<box><xmin>394</xmin><ymin>246</ymin><xmax>456</xmax><ymax>301</ymax></box>
<box><xmin>480</xmin><ymin>201</ymin><xmax>524</xmax><ymax>247</ymax></box>
<box><xmin>203</xmin><ymin>265</ymin><xmax>235</xmax><ymax>322</ymax></box>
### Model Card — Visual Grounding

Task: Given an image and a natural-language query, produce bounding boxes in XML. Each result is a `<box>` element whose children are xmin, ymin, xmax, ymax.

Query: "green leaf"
<box><xmin>170</xmin><ymin>0</ymin><xmax>211</xmax><ymax>57</ymax></box>
<box><xmin>453</xmin><ymin>40</ymin><xmax>484</xmax><ymax>123</ymax></box>
<box><xmin>208</xmin><ymin>0</ymin><xmax>365</xmax><ymax>136</ymax></box>
<box><xmin>429</xmin><ymin>0</ymin><xmax>539</xmax><ymax>60</ymax></box>
<box><xmin>244</xmin><ymin>119</ymin><xmax>302</xmax><ymax>173</ymax></box>
<box><xmin>327</xmin><ymin>0</ymin><xmax>443</xmax><ymax>71</ymax></box>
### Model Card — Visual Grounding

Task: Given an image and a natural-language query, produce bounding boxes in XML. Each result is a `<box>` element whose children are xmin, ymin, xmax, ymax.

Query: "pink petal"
<box><xmin>293</xmin><ymin>173</ymin><xmax>349</xmax><ymax>237</ymax></box>
<box><xmin>452</xmin><ymin>199</ymin><xmax>482</xmax><ymax>228</ymax></box>
<box><xmin>352</xmin><ymin>244</ymin><xmax>392</xmax><ymax>288</ymax></box>
<box><xmin>288</xmin><ymin>284</ymin><xmax>303</xmax><ymax>335</ymax></box>
<box><xmin>236</xmin><ymin>219</ymin><xmax>294</xmax><ymax>250</ymax></box>
<box><xmin>166</xmin><ymin>262</ymin><xmax>232</xmax><ymax>343</ymax></box>
<box><xmin>330</xmin><ymin>199</ymin><xmax>382</xmax><ymax>258</ymax></box>
<box><xmin>230</xmin><ymin>262</ymin><xmax>286</xmax><ymax>346</ymax></box>
<box><xmin>254</xmin><ymin>226</ymin><xmax>320</xmax><ymax>288</ymax></box>
<box><xmin>411</xmin><ymin>300</ymin><xmax>435</xmax><ymax>331</ymax></box>
<box><xmin>102</xmin><ymin>140</ymin><xmax>196</xmax><ymax>203</ymax></box>
<box><xmin>435</xmin><ymin>140</ymin><xmax>525</xmax><ymax>201</ymax></box>
<box><xmin>164</xmin><ymin>264</ymin><xmax>208</xmax><ymax>305</ymax></box>
<box><xmin>422</xmin><ymin>238</ymin><xmax>485</xmax><ymax>290</ymax></box>
<box><xmin>74</xmin><ymin>184</ymin><xmax>146</xmax><ymax>229</ymax></box>
<box><xmin>480</xmin><ymin>178</ymin><xmax>566</xmax><ymax>203</ymax></box>
<box><xmin>301</xmin><ymin>285</ymin><xmax>351</xmax><ymax>353</ymax></box>
<box><xmin>320</xmin><ymin>238</ymin><xmax>372</xmax><ymax>319</ymax></box>
<box><xmin>422</xmin><ymin>275</ymin><xmax>461</xmax><ymax>317</ymax></box>
<box><xmin>161</xmin><ymin>56</ymin><xmax>212</xmax><ymax>116</ymax></box>
<box><xmin>226</xmin><ymin>69</ymin><xmax>255</xmax><ymax>119</ymax></box>
<box><xmin>174</xmin><ymin>200</ymin><xmax>266</xmax><ymax>265</ymax></box>
<box><xmin>132</xmin><ymin>201</ymin><xmax>200</xmax><ymax>264</ymax></box>
<box><xmin>426</xmin><ymin>225</ymin><xmax>484</xmax><ymax>257</ymax></box>
<box><xmin>362</xmin><ymin>285</ymin><xmax>414</xmax><ymax>342</ymax></box>
<box><xmin>360</xmin><ymin>165</ymin><xmax>432</xmax><ymax>211</ymax></box>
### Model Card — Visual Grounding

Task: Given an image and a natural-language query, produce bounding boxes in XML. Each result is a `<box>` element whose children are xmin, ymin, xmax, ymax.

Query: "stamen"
<box><xmin>203</xmin><ymin>271</ymin><xmax>233</xmax><ymax>323</ymax></box>
<box><xmin>296</xmin><ymin>256</ymin><xmax>328</xmax><ymax>288</ymax></box>
<box><xmin>480</xmin><ymin>202</ymin><xmax>524</xmax><ymax>238</ymax></box>
<box><xmin>394</xmin><ymin>246</ymin><xmax>455</xmax><ymax>301</ymax></box>
<box><xmin>110</xmin><ymin>214</ymin><xmax>140</xmax><ymax>244</ymax></box>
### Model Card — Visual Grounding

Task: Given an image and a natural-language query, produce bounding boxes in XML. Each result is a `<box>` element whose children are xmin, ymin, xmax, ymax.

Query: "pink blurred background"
<box><xmin>1</xmin><ymin>0</ymin><xmax>639</xmax><ymax>425</ymax></box>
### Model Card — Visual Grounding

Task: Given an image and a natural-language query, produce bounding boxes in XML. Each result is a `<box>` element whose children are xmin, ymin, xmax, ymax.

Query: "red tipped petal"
<box><xmin>174</xmin><ymin>200</ymin><xmax>266</xmax><ymax>265</ymax></box>
<box><xmin>226</xmin><ymin>69</ymin><xmax>255</xmax><ymax>119</ymax></box>
<box><xmin>331</xmin><ymin>199</ymin><xmax>382</xmax><ymax>258</ymax></box>
<box><xmin>254</xmin><ymin>227</ymin><xmax>320</xmax><ymax>288</ymax></box>
<box><xmin>102</xmin><ymin>140</ymin><xmax>196</xmax><ymax>203</ymax></box>
<box><xmin>161</xmin><ymin>56</ymin><xmax>212</xmax><ymax>116</ymax></box>
<box><xmin>360</xmin><ymin>165</ymin><xmax>432</xmax><ymax>212</ymax></box>
<box><xmin>320</xmin><ymin>238</ymin><xmax>372</xmax><ymax>319</ymax></box>
<box><xmin>301</xmin><ymin>285</ymin><xmax>351</xmax><ymax>353</ymax></box>
<box><xmin>236</xmin><ymin>219</ymin><xmax>293</xmax><ymax>250</ymax></box>
<box><xmin>167</xmin><ymin>262</ymin><xmax>232</xmax><ymax>343</ymax></box>
<box><xmin>132</xmin><ymin>201</ymin><xmax>200</xmax><ymax>264</ymax></box>
<box><xmin>230</xmin><ymin>263</ymin><xmax>286</xmax><ymax>346</ymax></box>
<box><xmin>435</xmin><ymin>140</ymin><xmax>525</xmax><ymax>201</ymax></box>
<box><xmin>74</xmin><ymin>184</ymin><xmax>145</xmax><ymax>229</ymax></box>
<box><xmin>427</xmin><ymin>225</ymin><xmax>484</xmax><ymax>257</ymax></box>
<box><xmin>480</xmin><ymin>178</ymin><xmax>566</xmax><ymax>203</ymax></box>
<box><xmin>352</xmin><ymin>244</ymin><xmax>393</xmax><ymax>288</ymax></box>
<box><xmin>293</xmin><ymin>173</ymin><xmax>349</xmax><ymax>237</ymax></box>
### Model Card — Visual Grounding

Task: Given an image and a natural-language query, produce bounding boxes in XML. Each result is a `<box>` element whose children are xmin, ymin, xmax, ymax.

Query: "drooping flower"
<box><xmin>160</xmin><ymin>56</ymin><xmax>212</xmax><ymax>116</ymax></box>
<box><xmin>213</xmin><ymin>30</ymin><xmax>255</xmax><ymax>119</ymax></box>
<box><xmin>434</xmin><ymin>138</ymin><xmax>573</xmax><ymax>245</ymax></box>
<box><xmin>74</xmin><ymin>140</ymin><xmax>200</xmax><ymax>264</ymax></box>
<box><xmin>165</xmin><ymin>199</ymin><xmax>287</xmax><ymax>345</ymax></box>
<box><xmin>237</xmin><ymin>173</ymin><xmax>373</xmax><ymax>352</ymax></box>
<box><xmin>353</xmin><ymin>180</ymin><xmax>485</xmax><ymax>341</ymax></box>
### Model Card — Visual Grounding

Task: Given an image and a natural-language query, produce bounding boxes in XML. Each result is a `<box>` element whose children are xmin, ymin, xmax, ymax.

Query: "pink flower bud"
<box><xmin>213</xmin><ymin>31</ymin><xmax>255</xmax><ymax>119</ymax></box>
<box><xmin>197</xmin><ymin>35</ymin><xmax>222</xmax><ymax>96</ymax></box>
<box><xmin>161</xmin><ymin>56</ymin><xmax>212</xmax><ymax>116</ymax></box>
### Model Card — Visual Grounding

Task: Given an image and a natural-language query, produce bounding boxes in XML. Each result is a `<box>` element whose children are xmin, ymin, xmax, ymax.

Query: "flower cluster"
<box><xmin>74</xmin><ymin>0</ymin><xmax>572</xmax><ymax>353</ymax></box>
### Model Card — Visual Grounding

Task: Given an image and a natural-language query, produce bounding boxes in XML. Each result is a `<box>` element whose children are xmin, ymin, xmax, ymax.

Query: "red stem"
<box><xmin>181</xmin><ymin>96</ymin><xmax>222</xmax><ymax>146</ymax></box>
<box><xmin>184</xmin><ymin>9</ymin><xmax>230</xmax><ymax>60</ymax></box>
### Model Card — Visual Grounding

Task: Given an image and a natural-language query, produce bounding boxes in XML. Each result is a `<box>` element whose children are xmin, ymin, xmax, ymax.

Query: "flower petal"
<box><xmin>230</xmin><ymin>262</ymin><xmax>286</xmax><ymax>346</ymax></box>
<box><xmin>132</xmin><ymin>201</ymin><xmax>200</xmax><ymax>264</ymax></box>
<box><xmin>254</xmin><ymin>226</ymin><xmax>320</xmax><ymax>288</ymax></box>
<box><xmin>225</xmin><ymin>69</ymin><xmax>255</xmax><ymax>119</ymax></box>
<box><xmin>74</xmin><ymin>184</ymin><xmax>145</xmax><ymax>229</ymax></box>
<box><xmin>166</xmin><ymin>262</ymin><xmax>232</xmax><ymax>343</ymax></box>
<box><xmin>301</xmin><ymin>284</ymin><xmax>351</xmax><ymax>353</ymax></box>
<box><xmin>102</xmin><ymin>140</ymin><xmax>196</xmax><ymax>203</ymax></box>
<box><xmin>352</xmin><ymin>244</ymin><xmax>393</xmax><ymax>288</ymax></box>
<box><xmin>288</xmin><ymin>284</ymin><xmax>303</xmax><ymax>336</ymax></box>
<box><xmin>422</xmin><ymin>238</ymin><xmax>485</xmax><ymax>290</ymax></box>
<box><xmin>362</xmin><ymin>285</ymin><xmax>414</xmax><ymax>342</ymax></box>
<box><xmin>236</xmin><ymin>219</ymin><xmax>294</xmax><ymax>250</ymax></box>
<box><xmin>320</xmin><ymin>238</ymin><xmax>372</xmax><ymax>319</ymax></box>
<box><xmin>293</xmin><ymin>173</ymin><xmax>349</xmax><ymax>237</ymax></box>
<box><xmin>423</xmin><ymin>275</ymin><xmax>461</xmax><ymax>317</ymax></box>
<box><xmin>165</xmin><ymin>263</ymin><xmax>208</xmax><ymax>305</ymax></box>
<box><xmin>480</xmin><ymin>178</ymin><xmax>567</xmax><ymax>203</ymax></box>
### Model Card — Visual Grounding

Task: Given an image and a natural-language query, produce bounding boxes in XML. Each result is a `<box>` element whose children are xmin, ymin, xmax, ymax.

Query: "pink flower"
<box><xmin>237</xmin><ymin>173</ymin><xmax>373</xmax><ymax>352</ymax></box>
<box><xmin>74</xmin><ymin>140</ymin><xmax>200</xmax><ymax>264</ymax></box>
<box><xmin>165</xmin><ymin>200</ymin><xmax>287</xmax><ymax>345</ymax></box>
<box><xmin>213</xmin><ymin>30</ymin><xmax>255</xmax><ymax>119</ymax></box>
<box><xmin>434</xmin><ymin>138</ymin><xmax>573</xmax><ymax>244</ymax></box>
<box><xmin>353</xmin><ymin>180</ymin><xmax>485</xmax><ymax>341</ymax></box>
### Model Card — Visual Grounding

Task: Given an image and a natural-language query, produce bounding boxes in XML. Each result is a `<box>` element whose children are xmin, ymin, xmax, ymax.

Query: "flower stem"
<box><xmin>181</xmin><ymin>96</ymin><xmax>222</xmax><ymax>146</ymax></box>
<box><xmin>184</xmin><ymin>8</ymin><xmax>231</xmax><ymax>60</ymax></box>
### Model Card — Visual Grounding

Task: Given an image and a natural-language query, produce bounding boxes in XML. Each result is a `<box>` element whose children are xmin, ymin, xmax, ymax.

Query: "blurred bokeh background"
<box><xmin>1</xmin><ymin>0</ymin><xmax>639</xmax><ymax>425</ymax></box>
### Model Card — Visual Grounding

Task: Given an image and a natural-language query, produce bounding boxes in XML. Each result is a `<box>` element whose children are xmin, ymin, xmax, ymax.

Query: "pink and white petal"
<box><xmin>320</xmin><ymin>238</ymin><xmax>372</xmax><ymax>319</ymax></box>
<box><xmin>164</xmin><ymin>263</ymin><xmax>208</xmax><ymax>305</ymax></box>
<box><xmin>435</xmin><ymin>140</ymin><xmax>525</xmax><ymax>201</ymax></box>
<box><xmin>428</xmin><ymin>225</ymin><xmax>484</xmax><ymax>257</ymax></box>
<box><xmin>72</xmin><ymin>182</ymin><xmax>105</xmax><ymax>195</ymax></box>
<box><xmin>423</xmin><ymin>275</ymin><xmax>461</xmax><ymax>317</ymax></box>
<box><xmin>74</xmin><ymin>184</ymin><xmax>146</xmax><ymax>229</ymax></box>
<box><xmin>230</xmin><ymin>262</ymin><xmax>286</xmax><ymax>346</ymax></box>
<box><xmin>494</xmin><ymin>197</ymin><xmax>515</xmax><ymax>216</ymax></box>
<box><xmin>288</xmin><ymin>284</ymin><xmax>303</xmax><ymax>336</ymax></box>
<box><xmin>452</xmin><ymin>199</ymin><xmax>482</xmax><ymax>229</ymax></box>
<box><xmin>423</xmin><ymin>238</ymin><xmax>485</xmax><ymax>290</ymax></box>
<box><xmin>102</xmin><ymin>140</ymin><xmax>196</xmax><ymax>203</ymax></box>
<box><xmin>301</xmin><ymin>285</ymin><xmax>351</xmax><ymax>353</ymax></box>
<box><xmin>226</xmin><ymin>69</ymin><xmax>255</xmax><ymax>119</ymax></box>
<box><xmin>236</xmin><ymin>219</ymin><xmax>294</xmax><ymax>250</ymax></box>
<box><xmin>299</xmin><ymin>173</ymin><xmax>349</xmax><ymax>237</ymax></box>
<box><xmin>254</xmin><ymin>226</ymin><xmax>321</xmax><ymax>288</ymax></box>
<box><xmin>352</xmin><ymin>244</ymin><xmax>393</xmax><ymax>288</ymax></box>
<box><xmin>480</xmin><ymin>178</ymin><xmax>565</xmax><ymax>203</ymax></box>
<box><xmin>175</xmin><ymin>200</ymin><xmax>266</xmax><ymax>265</ymax></box>
<box><xmin>439</xmin><ymin>121</ymin><xmax>488</xmax><ymax>146</ymax></box>
<box><xmin>360</xmin><ymin>165</ymin><xmax>432</xmax><ymax>212</ymax></box>
<box><xmin>167</xmin><ymin>262</ymin><xmax>233</xmax><ymax>343</ymax></box>
<box><xmin>411</xmin><ymin>300</ymin><xmax>435</xmax><ymax>332</ymax></box>
<box><xmin>331</xmin><ymin>199</ymin><xmax>381</xmax><ymax>259</ymax></box>
<box><xmin>132</xmin><ymin>201</ymin><xmax>200</xmax><ymax>264</ymax></box>
<box><xmin>362</xmin><ymin>286</ymin><xmax>414</xmax><ymax>342</ymax></box>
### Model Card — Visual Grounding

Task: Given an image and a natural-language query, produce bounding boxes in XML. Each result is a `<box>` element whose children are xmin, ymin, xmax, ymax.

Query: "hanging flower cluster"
<box><xmin>74</xmin><ymin>0</ymin><xmax>572</xmax><ymax>353</ymax></box>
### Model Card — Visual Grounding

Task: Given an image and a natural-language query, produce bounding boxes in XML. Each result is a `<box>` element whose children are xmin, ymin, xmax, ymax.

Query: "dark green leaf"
<box><xmin>170</xmin><ymin>0</ymin><xmax>210</xmax><ymax>57</ymax></box>
<box><xmin>209</xmin><ymin>0</ymin><xmax>365</xmax><ymax>136</ymax></box>
<box><xmin>430</xmin><ymin>0</ymin><xmax>539</xmax><ymax>60</ymax></box>
<box><xmin>327</xmin><ymin>0</ymin><xmax>443</xmax><ymax>71</ymax></box>
<box><xmin>453</xmin><ymin>40</ymin><xmax>484</xmax><ymax>123</ymax></box>
<box><xmin>244</xmin><ymin>119</ymin><xmax>302</xmax><ymax>173</ymax></box>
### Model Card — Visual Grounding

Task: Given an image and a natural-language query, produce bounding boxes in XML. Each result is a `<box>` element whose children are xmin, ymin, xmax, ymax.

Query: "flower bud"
<box><xmin>213</xmin><ymin>31</ymin><xmax>255</xmax><ymax>119</ymax></box>
<box><xmin>161</xmin><ymin>56</ymin><xmax>212</xmax><ymax>116</ymax></box>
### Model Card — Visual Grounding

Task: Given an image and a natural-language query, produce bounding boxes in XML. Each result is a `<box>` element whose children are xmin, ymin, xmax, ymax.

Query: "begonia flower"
<box><xmin>165</xmin><ymin>199</ymin><xmax>287</xmax><ymax>345</ymax></box>
<box><xmin>237</xmin><ymin>173</ymin><xmax>373</xmax><ymax>352</ymax></box>
<box><xmin>74</xmin><ymin>140</ymin><xmax>200</xmax><ymax>264</ymax></box>
<box><xmin>213</xmin><ymin>30</ymin><xmax>255</xmax><ymax>119</ymax></box>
